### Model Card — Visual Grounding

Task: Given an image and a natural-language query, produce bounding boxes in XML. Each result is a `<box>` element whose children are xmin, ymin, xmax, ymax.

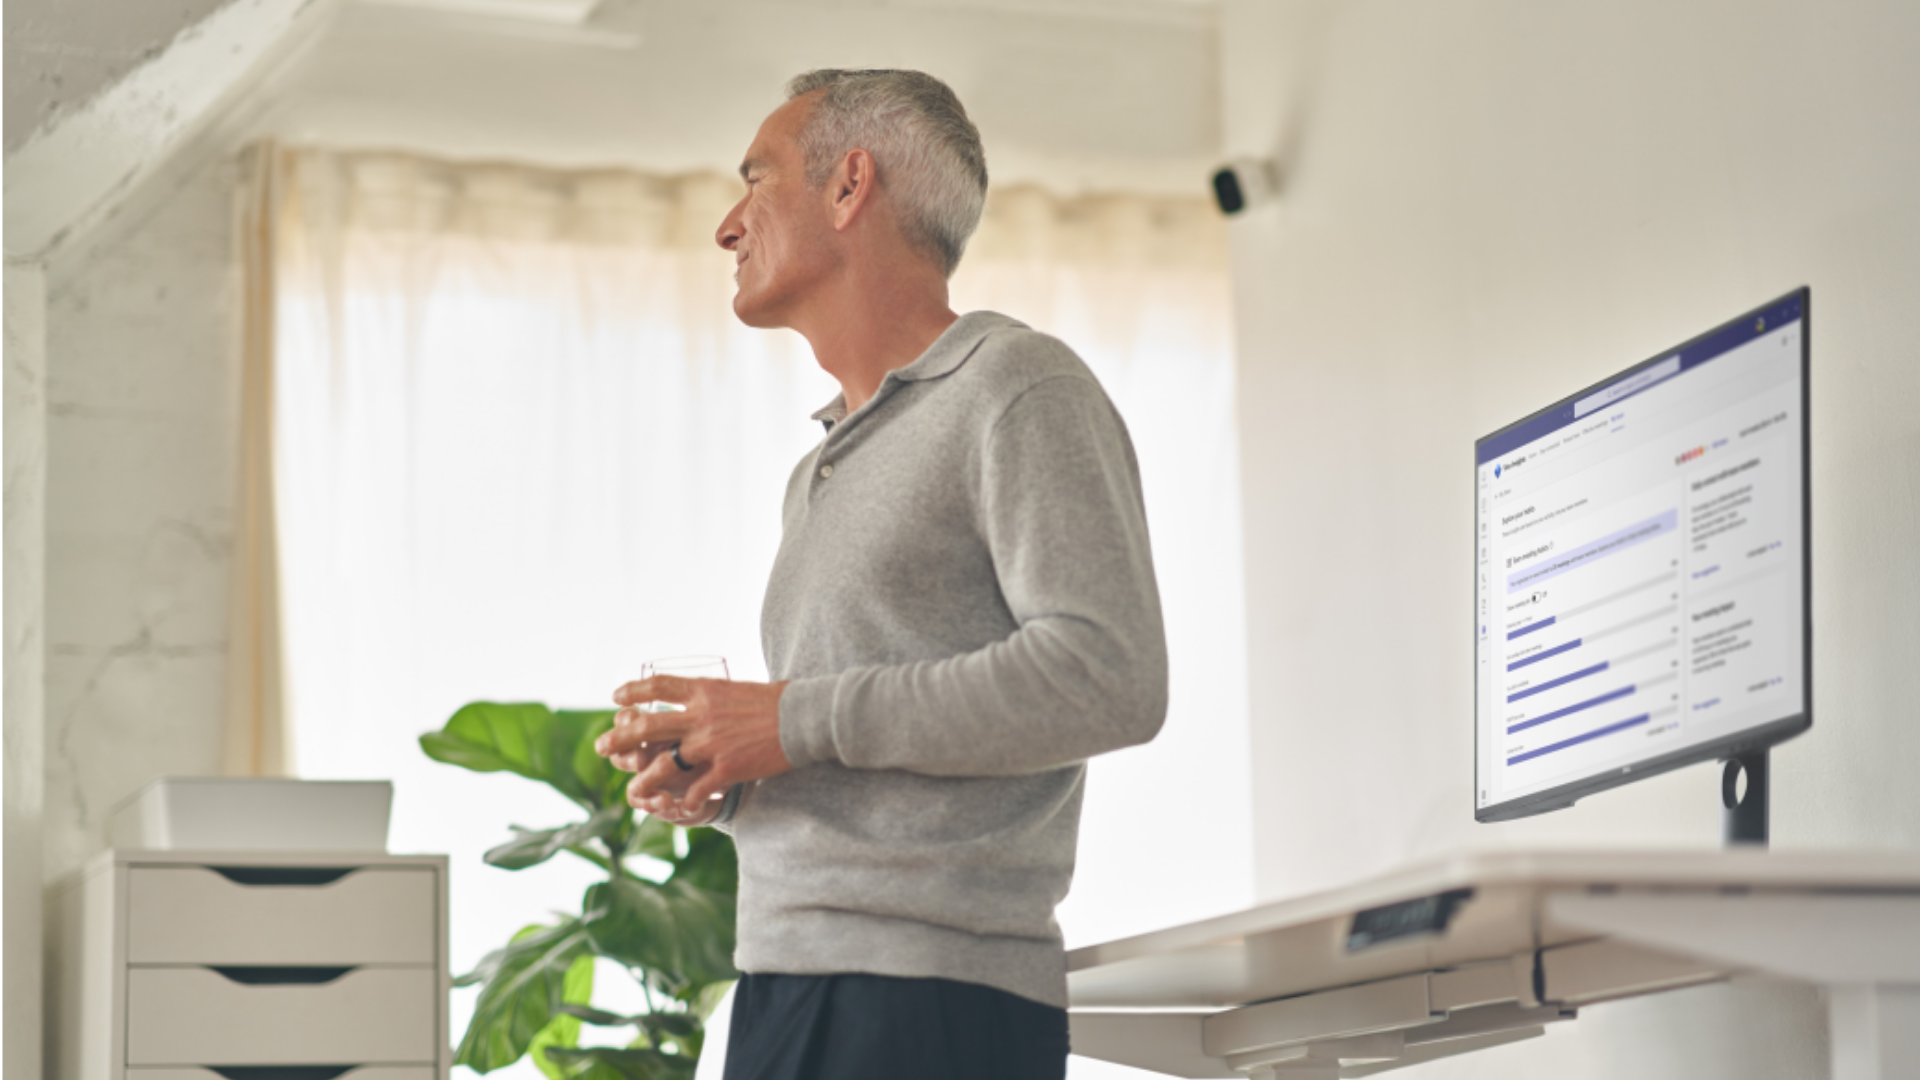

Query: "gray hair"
<box><xmin>785</xmin><ymin>69</ymin><xmax>988</xmax><ymax>278</ymax></box>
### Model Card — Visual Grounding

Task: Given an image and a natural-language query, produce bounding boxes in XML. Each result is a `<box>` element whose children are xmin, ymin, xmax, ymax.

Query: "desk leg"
<box><xmin>1829</xmin><ymin>984</ymin><xmax>1920</xmax><ymax>1080</ymax></box>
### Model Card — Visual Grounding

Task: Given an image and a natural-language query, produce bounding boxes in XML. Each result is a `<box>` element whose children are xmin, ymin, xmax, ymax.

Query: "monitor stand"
<box><xmin>1721</xmin><ymin>748</ymin><xmax>1769</xmax><ymax>847</ymax></box>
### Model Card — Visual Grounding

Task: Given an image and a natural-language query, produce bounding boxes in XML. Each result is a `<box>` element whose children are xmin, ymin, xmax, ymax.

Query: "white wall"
<box><xmin>1222</xmin><ymin>0</ymin><xmax>1919</xmax><ymax>1076</ymax></box>
<box><xmin>5</xmin><ymin>262</ymin><xmax>50</xmax><ymax>1080</ymax></box>
<box><xmin>39</xmin><ymin>152</ymin><xmax>245</xmax><ymax>886</ymax></box>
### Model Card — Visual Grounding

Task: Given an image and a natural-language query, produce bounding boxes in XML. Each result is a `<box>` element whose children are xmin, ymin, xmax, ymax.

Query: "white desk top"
<box><xmin>1067</xmin><ymin>848</ymin><xmax>1920</xmax><ymax>1009</ymax></box>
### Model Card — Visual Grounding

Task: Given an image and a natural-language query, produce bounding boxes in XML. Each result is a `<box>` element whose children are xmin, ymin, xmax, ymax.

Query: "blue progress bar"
<box><xmin>1508</xmin><ymin>684</ymin><xmax>1634</xmax><ymax>733</ymax></box>
<box><xmin>1508</xmin><ymin>638</ymin><xmax>1581</xmax><ymax>672</ymax></box>
<box><xmin>1508</xmin><ymin>661</ymin><xmax>1610</xmax><ymax>704</ymax></box>
<box><xmin>1507</xmin><ymin>617</ymin><xmax>1556</xmax><ymax>641</ymax></box>
<box><xmin>1508</xmin><ymin>713</ymin><xmax>1651</xmax><ymax>765</ymax></box>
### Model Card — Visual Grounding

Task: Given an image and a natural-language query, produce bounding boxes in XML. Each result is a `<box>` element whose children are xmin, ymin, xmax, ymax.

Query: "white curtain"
<box><xmin>225</xmin><ymin>144</ymin><xmax>291</xmax><ymax>778</ymax></box>
<box><xmin>272</xmin><ymin>147</ymin><xmax>1247</xmax><ymax>1074</ymax></box>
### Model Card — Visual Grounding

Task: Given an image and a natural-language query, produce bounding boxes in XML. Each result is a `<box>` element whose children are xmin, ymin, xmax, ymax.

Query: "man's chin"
<box><xmin>731</xmin><ymin>291</ymin><xmax>782</xmax><ymax>329</ymax></box>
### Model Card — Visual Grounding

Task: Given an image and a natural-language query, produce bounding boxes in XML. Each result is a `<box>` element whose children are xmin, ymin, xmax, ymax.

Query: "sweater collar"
<box><xmin>894</xmin><ymin>310</ymin><xmax>1023</xmax><ymax>382</ymax></box>
<box><xmin>809</xmin><ymin>310</ymin><xmax>1025</xmax><ymax>429</ymax></box>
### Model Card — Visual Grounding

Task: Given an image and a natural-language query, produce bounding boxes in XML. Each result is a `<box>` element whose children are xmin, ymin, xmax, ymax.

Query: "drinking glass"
<box><xmin>638</xmin><ymin>654</ymin><xmax>731</xmax><ymax>708</ymax></box>
<box><xmin>633</xmin><ymin>655</ymin><xmax>730</xmax><ymax>805</ymax></box>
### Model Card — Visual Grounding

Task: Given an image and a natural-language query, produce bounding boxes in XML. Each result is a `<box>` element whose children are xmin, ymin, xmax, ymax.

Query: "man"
<box><xmin>594</xmin><ymin>69</ymin><xmax>1167</xmax><ymax>1080</ymax></box>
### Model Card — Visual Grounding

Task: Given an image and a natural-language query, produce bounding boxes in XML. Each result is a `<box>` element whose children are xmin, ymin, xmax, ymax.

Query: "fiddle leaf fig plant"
<box><xmin>423</xmin><ymin>701</ymin><xmax>738</xmax><ymax>1080</ymax></box>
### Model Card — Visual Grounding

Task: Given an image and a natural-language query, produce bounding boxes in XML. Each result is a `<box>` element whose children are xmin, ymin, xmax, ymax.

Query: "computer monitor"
<box><xmin>1474</xmin><ymin>288</ymin><xmax>1810</xmax><ymax>841</ymax></box>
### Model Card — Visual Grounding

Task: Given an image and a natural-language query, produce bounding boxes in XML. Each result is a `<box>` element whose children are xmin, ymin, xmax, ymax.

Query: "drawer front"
<box><xmin>130</xmin><ymin>1070</ymin><xmax>437</xmax><ymax>1080</ymax></box>
<box><xmin>129</xmin><ymin>867</ymin><xmax>436</xmax><ymax>965</ymax></box>
<box><xmin>126</xmin><ymin>966</ymin><xmax>439</xmax><ymax>1065</ymax></box>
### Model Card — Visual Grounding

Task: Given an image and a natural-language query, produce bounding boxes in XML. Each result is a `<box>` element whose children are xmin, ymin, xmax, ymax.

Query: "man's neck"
<box><xmin>793</xmin><ymin>260</ymin><xmax>959</xmax><ymax>414</ymax></box>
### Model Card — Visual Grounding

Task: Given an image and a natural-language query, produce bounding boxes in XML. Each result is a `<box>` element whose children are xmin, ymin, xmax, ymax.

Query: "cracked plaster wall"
<box><xmin>42</xmin><ymin>150</ymin><xmax>244</xmax><ymax>884</ymax></box>
<box><xmin>6</xmin><ymin>261</ymin><xmax>51</xmax><ymax>1080</ymax></box>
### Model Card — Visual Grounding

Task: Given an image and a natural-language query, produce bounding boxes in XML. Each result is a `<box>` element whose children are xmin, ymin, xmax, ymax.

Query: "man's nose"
<box><xmin>716</xmin><ymin>201</ymin><xmax>746</xmax><ymax>250</ymax></box>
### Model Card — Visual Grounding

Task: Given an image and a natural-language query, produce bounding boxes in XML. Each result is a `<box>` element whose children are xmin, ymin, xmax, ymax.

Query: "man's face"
<box><xmin>716</xmin><ymin>95</ymin><xmax>836</xmax><ymax>328</ymax></box>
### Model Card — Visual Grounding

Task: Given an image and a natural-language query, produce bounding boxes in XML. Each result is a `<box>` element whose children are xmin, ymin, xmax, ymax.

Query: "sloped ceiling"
<box><xmin>4</xmin><ymin>0</ymin><xmax>328</xmax><ymax>260</ymax></box>
<box><xmin>3</xmin><ymin>0</ymin><xmax>244</xmax><ymax>155</ymax></box>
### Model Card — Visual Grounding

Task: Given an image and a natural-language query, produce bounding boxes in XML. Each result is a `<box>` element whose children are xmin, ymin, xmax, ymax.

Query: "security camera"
<box><xmin>1210</xmin><ymin>157</ymin><xmax>1280</xmax><ymax>215</ymax></box>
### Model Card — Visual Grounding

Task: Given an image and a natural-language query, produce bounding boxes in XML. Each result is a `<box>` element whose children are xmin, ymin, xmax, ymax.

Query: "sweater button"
<box><xmin>819</xmin><ymin>464</ymin><xmax>834</xmax><ymax>479</ymax></box>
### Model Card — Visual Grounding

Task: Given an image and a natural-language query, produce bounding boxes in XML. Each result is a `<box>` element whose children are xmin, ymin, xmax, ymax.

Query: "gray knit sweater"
<box><xmin>720</xmin><ymin>311</ymin><xmax>1167</xmax><ymax>1008</ymax></box>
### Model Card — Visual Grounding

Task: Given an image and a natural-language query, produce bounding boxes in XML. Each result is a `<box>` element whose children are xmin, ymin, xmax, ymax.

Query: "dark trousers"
<box><xmin>720</xmin><ymin>972</ymin><xmax>1070</xmax><ymax>1080</ymax></box>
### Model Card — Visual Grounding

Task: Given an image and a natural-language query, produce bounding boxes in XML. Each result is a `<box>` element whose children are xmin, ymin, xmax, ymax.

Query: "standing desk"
<box><xmin>1067</xmin><ymin>850</ymin><xmax>1920</xmax><ymax>1079</ymax></box>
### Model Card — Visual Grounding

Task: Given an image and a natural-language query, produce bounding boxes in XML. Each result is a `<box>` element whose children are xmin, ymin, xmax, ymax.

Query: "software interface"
<box><xmin>1476</xmin><ymin>295</ymin><xmax>1806</xmax><ymax>812</ymax></box>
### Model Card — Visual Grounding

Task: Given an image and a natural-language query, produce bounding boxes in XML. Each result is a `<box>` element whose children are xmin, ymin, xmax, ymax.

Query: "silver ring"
<box><xmin>670</xmin><ymin>744</ymin><xmax>694</xmax><ymax>772</ymax></box>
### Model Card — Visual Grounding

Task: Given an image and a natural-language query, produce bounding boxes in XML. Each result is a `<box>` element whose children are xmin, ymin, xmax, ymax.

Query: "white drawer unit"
<box><xmin>128</xmin><ymin>866</ymin><xmax>437</xmax><ymax>965</ymax></box>
<box><xmin>127</xmin><ymin>967</ymin><xmax>441</xmax><ymax>1065</ymax></box>
<box><xmin>50</xmin><ymin>850</ymin><xmax>451</xmax><ymax>1080</ymax></box>
<box><xmin>129</xmin><ymin>1071</ymin><xmax>437</xmax><ymax>1080</ymax></box>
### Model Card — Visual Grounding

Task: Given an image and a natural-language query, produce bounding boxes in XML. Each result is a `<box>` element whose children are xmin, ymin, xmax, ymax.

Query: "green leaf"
<box><xmin>422</xmin><ymin>703</ymin><xmax>626</xmax><ymax>812</ymax></box>
<box><xmin>542</xmin><ymin>1046</ymin><xmax>697</xmax><ymax>1080</ymax></box>
<box><xmin>549</xmin><ymin>1055</ymin><xmax>633</xmax><ymax>1080</ymax></box>
<box><xmin>455</xmin><ymin>920</ymin><xmax>591</xmax><ymax>1072</ymax></box>
<box><xmin>581</xmin><ymin>877</ymin><xmax>737</xmax><ymax>994</ymax></box>
<box><xmin>529</xmin><ymin>955</ymin><xmax>597</xmax><ymax>1080</ymax></box>
<box><xmin>527</xmin><ymin>1020</ymin><xmax>577</xmax><ymax>1080</ymax></box>
<box><xmin>629</xmin><ymin>814</ymin><xmax>679</xmax><ymax>863</ymax></box>
<box><xmin>422</xmin><ymin>701</ymin><xmax>563</xmax><ymax>789</ymax></box>
<box><xmin>487</xmin><ymin>805</ymin><xmax>631</xmax><ymax>871</ymax></box>
<box><xmin>634</xmin><ymin>1009</ymin><xmax>703</xmax><ymax>1058</ymax></box>
<box><xmin>558</xmin><ymin>1002</ymin><xmax>635</xmax><ymax>1027</ymax></box>
<box><xmin>553</xmin><ymin>1004</ymin><xmax>701</xmax><ymax>1054</ymax></box>
<box><xmin>689</xmin><ymin>979</ymin><xmax>735</xmax><ymax>1022</ymax></box>
<box><xmin>563</xmin><ymin>709</ymin><xmax>628</xmax><ymax>807</ymax></box>
<box><xmin>668</xmin><ymin>829</ymin><xmax>738</xmax><ymax>895</ymax></box>
<box><xmin>549</xmin><ymin>709</ymin><xmax>619</xmax><ymax>807</ymax></box>
<box><xmin>564</xmin><ymin>953</ymin><xmax>595</xmax><ymax>1002</ymax></box>
<box><xmin>458</xmin><ymin>920</ymin><xmax>569</xmax><ymax>987</ymax></box>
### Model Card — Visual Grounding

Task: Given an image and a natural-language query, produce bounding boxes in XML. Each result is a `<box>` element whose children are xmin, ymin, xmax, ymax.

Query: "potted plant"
<box><xmin>421</xmin><ymin>701</ymin><xmax>738</xmax><ymax>1079</ymax></box>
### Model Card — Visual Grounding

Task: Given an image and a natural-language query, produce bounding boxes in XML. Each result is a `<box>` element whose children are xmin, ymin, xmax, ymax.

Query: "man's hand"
<box><xmin>595</xmin><ymin>674</ymin><xmax>792</xmax><ymax>821</ymax></box>
<box><xmin>602</xmin><ymin>741</ymin><xmax>726</xmax><ymax>827</ymax></box>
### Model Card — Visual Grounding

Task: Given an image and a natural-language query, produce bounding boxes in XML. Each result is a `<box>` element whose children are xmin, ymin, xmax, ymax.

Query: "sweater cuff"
<box><xmin>778</xmin><ymin>675</ymin><xmax>841</xmax><ymax>768</ymax></box>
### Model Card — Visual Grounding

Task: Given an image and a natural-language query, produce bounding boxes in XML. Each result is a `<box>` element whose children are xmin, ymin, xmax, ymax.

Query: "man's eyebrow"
<box><xmin>738</xmin><ymin>158</ymin><xmax>764</xmax><ymax>181</ymax></box>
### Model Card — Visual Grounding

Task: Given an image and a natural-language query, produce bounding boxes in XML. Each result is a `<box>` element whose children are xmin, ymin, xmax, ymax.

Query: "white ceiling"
<box><xmin>246</xmin><ymin>0</ymin><xmax>1224</xmax><ymax>195</ymax></box>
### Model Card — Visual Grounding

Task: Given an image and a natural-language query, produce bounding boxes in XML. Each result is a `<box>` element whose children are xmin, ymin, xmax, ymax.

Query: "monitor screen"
<box><xmin>1475</xmin><ymin>289</ymin><xmax>1810</xmax><ymax>821</ymax></box>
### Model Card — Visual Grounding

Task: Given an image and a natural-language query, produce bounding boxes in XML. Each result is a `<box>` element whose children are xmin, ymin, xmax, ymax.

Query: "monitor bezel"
<box><xmin>1473</xmin><ymin>287</ymin><xmax>1812</xmax><ymax>823</ymax></box>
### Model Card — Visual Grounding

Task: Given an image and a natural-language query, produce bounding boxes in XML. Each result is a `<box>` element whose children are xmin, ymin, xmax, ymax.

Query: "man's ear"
<box><xmin>830</xmin><ymin>148</ymin><xmax>876</xmax><ymax>232</ymax></box>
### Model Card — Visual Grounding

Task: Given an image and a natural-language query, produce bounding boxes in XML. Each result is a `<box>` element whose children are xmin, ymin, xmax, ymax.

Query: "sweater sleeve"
<box><xmin>777</xmin><ymin>374</ymin><xmax>1168</xmax><ymax>777</ymax></box>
